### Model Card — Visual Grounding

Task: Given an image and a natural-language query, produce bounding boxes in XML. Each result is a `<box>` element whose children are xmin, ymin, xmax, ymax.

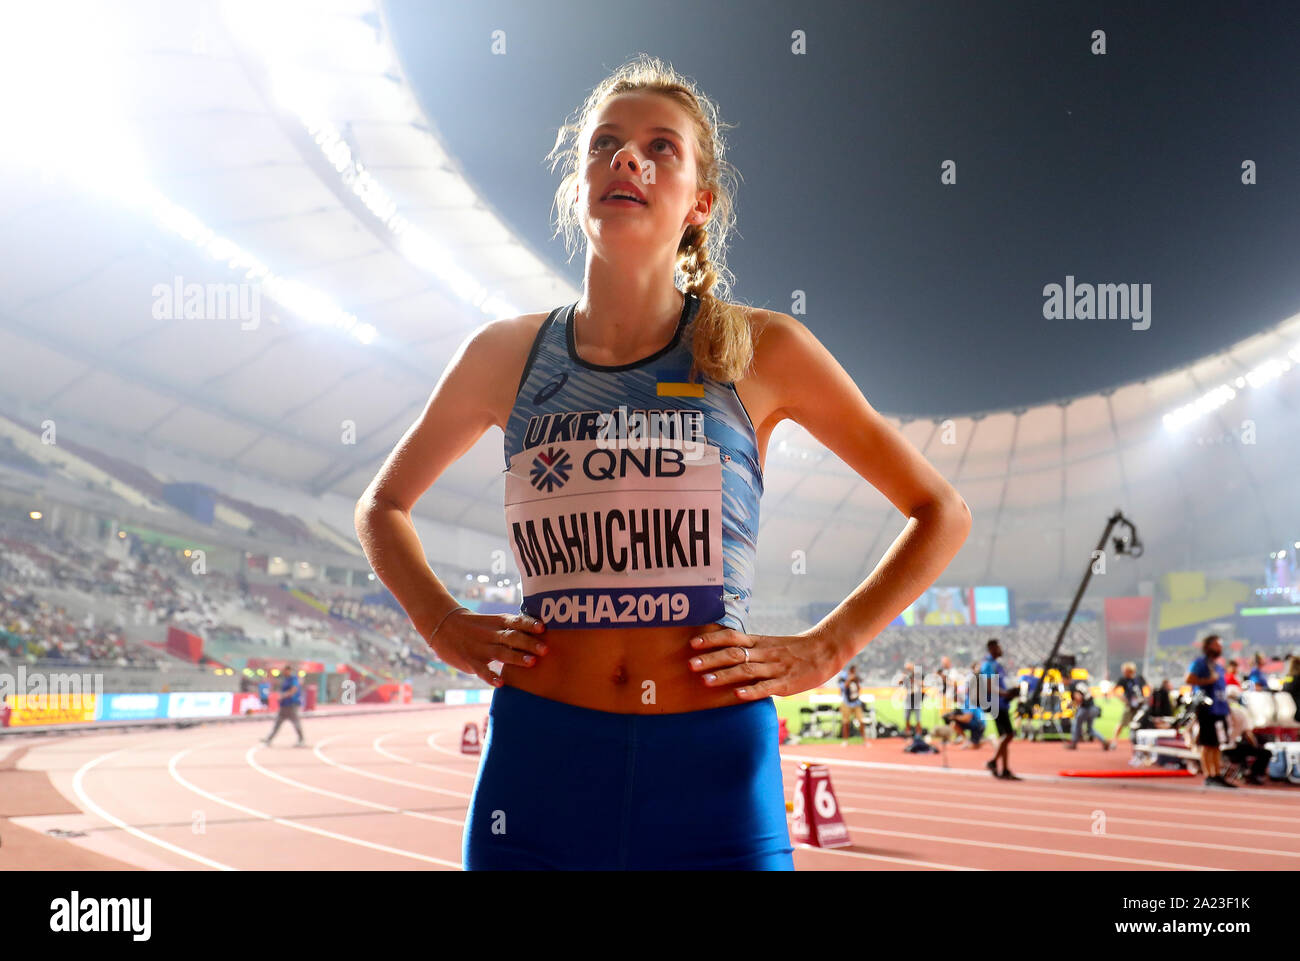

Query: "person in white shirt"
<box><xmin>1223</xmin><ymin>685</ymin><xmax>1269</xmax><ymax>785</ymax></box>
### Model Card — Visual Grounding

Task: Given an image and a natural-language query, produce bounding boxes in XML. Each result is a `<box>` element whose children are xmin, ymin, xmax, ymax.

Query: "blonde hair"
<box><xmin>546</xmin><ymin>54</ymin><xmax>754</xmax><ymax>384</ymax></box>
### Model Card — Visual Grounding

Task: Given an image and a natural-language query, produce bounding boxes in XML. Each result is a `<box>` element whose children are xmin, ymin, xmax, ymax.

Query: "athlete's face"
<box><xmin>576</xmin><ymin>92</ymin><xmax>711</xmax><ymax>252</ymax></box>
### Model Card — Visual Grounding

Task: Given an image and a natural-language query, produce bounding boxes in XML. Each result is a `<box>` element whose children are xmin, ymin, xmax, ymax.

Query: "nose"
<box><xmin>611</xmin><ymin>141</ymin><xmax>642</xmax><ymax>175</ymax></box>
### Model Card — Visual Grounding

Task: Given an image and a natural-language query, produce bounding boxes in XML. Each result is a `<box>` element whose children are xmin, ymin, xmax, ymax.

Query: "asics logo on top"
<box><xmin>530</xmin><ymin>446</ymin><xmax>572</xmax><ymax>492</ymax></box>
<box><xmin>533</xmin><ymin>373</ymin><xmax>568</xmax><ymax>404</ymax></box>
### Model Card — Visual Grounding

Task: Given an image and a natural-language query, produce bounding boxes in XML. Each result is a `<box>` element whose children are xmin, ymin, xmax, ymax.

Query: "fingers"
<box><xmin>495</xmin><ymin>628</ymin><xmax>549</xmax><ymax>658</ymax></box>
<box><xmin>689</xmin><ymin>629</ymin><xmax>742</xmax><ymax>651</ymax></box>
<box><xmin>698</xmin><ymin>656</ymin><xmax>778</xmax><ymax>689</ymax></box>
<box><xmin>689</xmin><ymin>642</ymin><xmax>755</xmax><ymax>673</ymax></box>
<box><xmin>507</xmin><ymin>613</ymin><xmax>547</xmax><ymax>634</ymax></box>
<box><xmin>487</xmin><ymin>641</ymin><xmax>541</xmax><ymax>669</ymax></box>
<box><xmin>733</xmin><ymin>678</ymin><xmax>784</xmax><ymax>700</ymax></box>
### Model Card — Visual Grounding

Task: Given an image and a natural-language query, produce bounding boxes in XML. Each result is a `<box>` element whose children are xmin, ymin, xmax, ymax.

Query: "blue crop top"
<box><xmin>502</xmin><ymin>292</ymin><xmax>762</xmax><ymax>631</ymax></box>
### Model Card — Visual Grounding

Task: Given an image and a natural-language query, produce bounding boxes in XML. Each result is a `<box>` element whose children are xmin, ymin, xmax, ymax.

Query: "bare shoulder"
<box><xmin>455</xmin><ymin>310</ymin><xmax>553</xmax><ymax>431</ymax></box>
<box><xmin>730</xmin><ymin>305</ymin><xmax>815</xmax><ymax>432</ymax></box>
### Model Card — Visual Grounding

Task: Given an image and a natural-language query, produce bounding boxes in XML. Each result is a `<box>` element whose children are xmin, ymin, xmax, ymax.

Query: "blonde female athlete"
<box><xmin>354</xmin><ymin>56</ymin><xmax>971</xmax><ymax>870</ymax></box>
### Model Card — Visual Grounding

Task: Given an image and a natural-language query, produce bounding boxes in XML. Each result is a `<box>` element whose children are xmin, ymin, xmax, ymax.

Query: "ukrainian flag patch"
<box><xmin>655</xmin><ymin>367</ymin><xmax>704</xmax><ymax>397</ymax></box>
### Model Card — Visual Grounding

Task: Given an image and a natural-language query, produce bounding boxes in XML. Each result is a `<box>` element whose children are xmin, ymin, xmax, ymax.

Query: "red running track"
<box><xmin>2</xmin><ymin>705</ymin><xmax>1297</xmax><ymax>871</ymax></box>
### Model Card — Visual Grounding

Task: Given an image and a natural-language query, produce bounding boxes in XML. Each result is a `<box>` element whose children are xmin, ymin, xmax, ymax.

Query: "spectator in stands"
<box><xmin>1186</xmin><ymin>634</ymin><xmax>1234</xmax><ymax>789</ymax></box>
<box><xmin>1223</xmin><ymin>685</ymin><xmax>1269</xmax><ymax>785</ymax></box>
<box><xmin>1109</xmin><ymin>662</ymin><xmax>1148</xmax><ymax>742</ymax></box>
<box><xmin>838</xmin><ymin>666</ymin><xmax>870</xmax><ymax>740</ymax></box>
<box><xmin>979</xmin><ymin>639</ymin><xmax>1021</xmax><ymax>780</ymax></box>
<box><xmin>1066</xmin><ymin>679</ymin><xmax>1111</xmax><ymax>751</ymax></box>
<box><xmin>1150</xmin><ymin>679</ymin><xmax>1176</xmax><ymax>719</ymax></box>
<box><xmin>261</xmin><ymin>667</ymin><xmax>306</xmax><ymax>747</ymax></box>
<box><xmin>1224</xmin><ymin>658</ymin><xmax>1242</xmax><ymax>688</ymax></box>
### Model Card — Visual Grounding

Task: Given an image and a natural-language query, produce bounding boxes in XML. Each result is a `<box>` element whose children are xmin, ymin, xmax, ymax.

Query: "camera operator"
<box><xmin>1186</xmin><ymin>634</ymin><xmax>1234</xmax><ymax>789</ymax></box>
<box><xmin>1066</xmin><ymin>678</ymin><xmax>1112</xmax><ymax>751</ymax></box>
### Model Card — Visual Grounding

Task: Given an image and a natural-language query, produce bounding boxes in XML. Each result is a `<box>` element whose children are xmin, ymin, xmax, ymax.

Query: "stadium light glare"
<box><xmin>220</xmin><ymin>0</ymin><xmax>523</xmax><ymax>321</ymax></box>
<box><xmin>1245</xmin><ymin>357</ymin><xmax>1287</xmax><ymax>388</ymax></box>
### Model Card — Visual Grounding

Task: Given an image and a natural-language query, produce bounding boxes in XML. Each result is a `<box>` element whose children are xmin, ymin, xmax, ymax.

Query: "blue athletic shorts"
<box><xmin>462</xmin><ymin>685</ymin><xmax>795</xmax><ymax>870</ymax></box>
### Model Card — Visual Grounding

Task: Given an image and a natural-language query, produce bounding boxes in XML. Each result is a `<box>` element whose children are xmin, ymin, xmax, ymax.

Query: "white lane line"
<box><xmin>73</xmin><ymin>746</ymin><xmax>234</xmax><ymax>871</ymax></box>
<box><xmin>167</xmin><ymin>744</ymin><xmax>461</xmax><ymax>868</ymax></box>
<box><xmin>427</xmin><ymin>730</ymin><xmax>481</xmax><ymax>760</ymax></box>
<box><xmin>807</xmin><ymin>761</ymin><xmax>1300</xmax><ymax>818</ymax></box>
<box><xmin>825</xmin><ymin>782</ymin><xmax>1300</xmax><ymax>840</ymax></box>
<box><xmin>793</xmin><ymin>843</ymin><xmax>983</xmax><ymax>871</ymax></box>
<box><xmin>836</xmin><ymin>815</ymin><xmax>1225</xmax><ymax>871</ymax></box>
<box><xmin>245</xmin><ymin>744</ymin><xmax>467</xmax><ymax>837</ymax></box>
<box><xmin>835</xmin><ymin>804</ymin><xmax>1300</xmax><ymax>860</ymax></box>
<box><xmin>309</xmin><ymin>734</ymin><xmax>470</xmax><ymax>805</ymax></box>
<box><xmin>373</xmin><ymin>731</ymin><xmax>476</xmax><ymax>779</ymax></box>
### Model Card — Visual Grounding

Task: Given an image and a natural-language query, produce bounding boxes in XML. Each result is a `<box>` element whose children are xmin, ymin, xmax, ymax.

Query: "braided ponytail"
<box><xmin>678</xmin><ymin>224</ymin><xmax>754</xmax><ymax>384</ymax></box>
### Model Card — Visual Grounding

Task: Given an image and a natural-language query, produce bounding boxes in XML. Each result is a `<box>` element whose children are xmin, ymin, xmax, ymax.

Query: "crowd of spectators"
<box><xmin>0</xmin><ymin>511</ymin><xmax>458</xmax><ymax>679</ymax></box>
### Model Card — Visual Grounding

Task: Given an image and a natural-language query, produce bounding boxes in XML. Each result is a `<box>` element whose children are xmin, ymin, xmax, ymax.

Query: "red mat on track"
<box><xmin>1058</xmin><ymin>768</ymin><xmax>1194</xmax><ymax>778</ymax></box>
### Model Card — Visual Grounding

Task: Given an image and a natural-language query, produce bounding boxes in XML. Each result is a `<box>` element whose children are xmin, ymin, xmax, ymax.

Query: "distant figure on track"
<box><xmin>262</xmin><ymin>666</ymin><xmax>306</xmax><ymax>747</ymax></box>
<box><xmin>979</xmin><ymin>639</ymin><xmax>1021</xmax><ymax>780</ymax></box>
<box><xmin>1187</xmin><ymin>634</ymin><xmax>1233</xmax><ymax>788</ymax></box>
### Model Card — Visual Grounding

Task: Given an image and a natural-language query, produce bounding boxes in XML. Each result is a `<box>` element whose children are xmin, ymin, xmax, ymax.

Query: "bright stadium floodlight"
<box><xmin>0</xmin><ymin>2</ymin><xmax>381</xmax><ymax>346</ymax></box>
<box><xmin>1162</xmin><ymin>335</ymin><xmax>1300</xmax><ymax>432</ymax></box>
<box><xmin>220</xmin><ymin>0</ymin><xmax>526</xmax><ymax>321</ymax></box>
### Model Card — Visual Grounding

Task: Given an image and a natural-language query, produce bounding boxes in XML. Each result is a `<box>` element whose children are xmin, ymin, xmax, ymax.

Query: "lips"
<box><xmin>601</xmin><ymin>180</ymin><xmax>646</xmax><ymax>204</ymax></box>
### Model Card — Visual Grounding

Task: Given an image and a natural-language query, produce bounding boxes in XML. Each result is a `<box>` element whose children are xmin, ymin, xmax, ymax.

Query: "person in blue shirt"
<box><xmin>944</xmin><ymin>689</ymin><xmax>985</xmax><ymax>747</ymax></box>
<box><xmin>978</xmin><ymin>639</ymin><xmax>1021</xmax><ymax>781</ymax></box>
<box><xmin>261</xmin><ymin>665</ymin><xmax>306</xmax><ymax>747</ymax></box>
<box><xmin>1186</xmin><ymin>634</ymin><xmax>1232</xmax><ymax>788</ymax></box>
<box><xmin>1246</xmin><ymin>652</ymin><xmax>1268</xmax><ymax>691</ymax></box>
<box><xmin>257</xmin><ymin>680</ymin><xmax>271</xmax><ymax>707</ymax></box>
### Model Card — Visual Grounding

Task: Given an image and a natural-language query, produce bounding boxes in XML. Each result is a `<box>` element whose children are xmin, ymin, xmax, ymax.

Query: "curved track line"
<box><xmin>372</xmin><ymin>731</ymin><xmax>476</xmax><ymax>779</ymax></box>
<box><xmin>245</xmin><ymin>744</ymin><xmax>465</xmax><ymax>832</ymax></box>
<box><xmin>74</xmin><ymin>744</ymin><xmax>235</xmax><ymax>871</ymax></box>
<box><xmin>837</xmin><ymin>816</ymin><xmax>1225</xmax><ymax>870</ymax></box>
<box><xmin>794</xmin><ymin>844</ymin><xmax>983</xmax><ymax>871</ymax></box>
<box><xmin>837</xmin><ymin>804</ymin><xmax>1300</xmax><ymax>859</ymax></box>
<box><xmin>166</xmin><ymin>744</ymin><xmax>461</xmax><ymax>868</ymax></box>
<box><xmin>816</xmin><ymin>764</ymin><xmax>1300</xmax><ymax>817</ymax></box>
<box><xmin>308</xmin><ymin>734</ymin><xmax>471</xmax><ymax>803</ymax></box>
<box><xmin>827</xmin><ymin>784</ymin><xmax>1300</xmax><ymax>839</ymax></box>
<box><xmin>426</xmin><ymin>730</ymin><xmax>482</xmax><ymax>760</ymax></box>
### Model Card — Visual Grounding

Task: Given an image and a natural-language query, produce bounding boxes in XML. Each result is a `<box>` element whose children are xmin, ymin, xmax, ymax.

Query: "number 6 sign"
<box><xmin>790</xmin><ymin>763</ymin><xmax>850</xmax><ymax>848</ymax></box>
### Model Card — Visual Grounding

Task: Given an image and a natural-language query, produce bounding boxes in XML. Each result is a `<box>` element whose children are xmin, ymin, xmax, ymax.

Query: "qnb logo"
<box><xmin>530</xmin><ymin>446</ymin><xmax>572</xmax><ymax>492</ymax></box>
<box><xmin>533</xmin><ymin>373</ymin><xmax>568</xmax><ymax>404</ymax></box>
<box><xmin>49</xmin><ymin>891</ymin><xmax>151</xmax><ymax>941</ymax></box>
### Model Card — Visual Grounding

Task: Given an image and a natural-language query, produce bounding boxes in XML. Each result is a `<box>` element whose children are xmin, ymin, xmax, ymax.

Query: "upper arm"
<box><xmin>357</xmin><ymin>316</ymin><xmax>533</xmax><ymax>514</ymax></box>
<box><xmin>752</xmin><ymin>311</ymin><xmax>971</xmax><ymax>521</ymax></box>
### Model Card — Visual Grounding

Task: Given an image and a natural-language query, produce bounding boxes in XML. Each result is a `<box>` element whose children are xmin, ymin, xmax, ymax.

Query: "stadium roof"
<box><xmin>2</xmin><ymin>0</ymin><xmax>1298</xmax><ymax>604</ymax></box>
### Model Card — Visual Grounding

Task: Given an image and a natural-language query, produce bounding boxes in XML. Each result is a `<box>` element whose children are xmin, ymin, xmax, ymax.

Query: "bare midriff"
<box><xmin>499</xmin><ymin>620</ymin><xmax>750</xmax><ymax>714</ymax></box>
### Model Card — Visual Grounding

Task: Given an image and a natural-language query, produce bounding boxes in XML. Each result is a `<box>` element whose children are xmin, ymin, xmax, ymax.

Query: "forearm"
<box><xmin>805</xmin><ymin>498</ymin><xmax>971</xmax><ymax>665</ymax></box>
<box><xmin>354</xmin><ymin>496</ymin><xmax>461</xmax><ymax>641</ymax></box>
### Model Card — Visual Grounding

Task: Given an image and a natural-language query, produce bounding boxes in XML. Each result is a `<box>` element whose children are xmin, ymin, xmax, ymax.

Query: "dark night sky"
<box><xmin>385</xmin><ymin>0</ymin><xmax>1300</xmax><ymax>418</ymax></box>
